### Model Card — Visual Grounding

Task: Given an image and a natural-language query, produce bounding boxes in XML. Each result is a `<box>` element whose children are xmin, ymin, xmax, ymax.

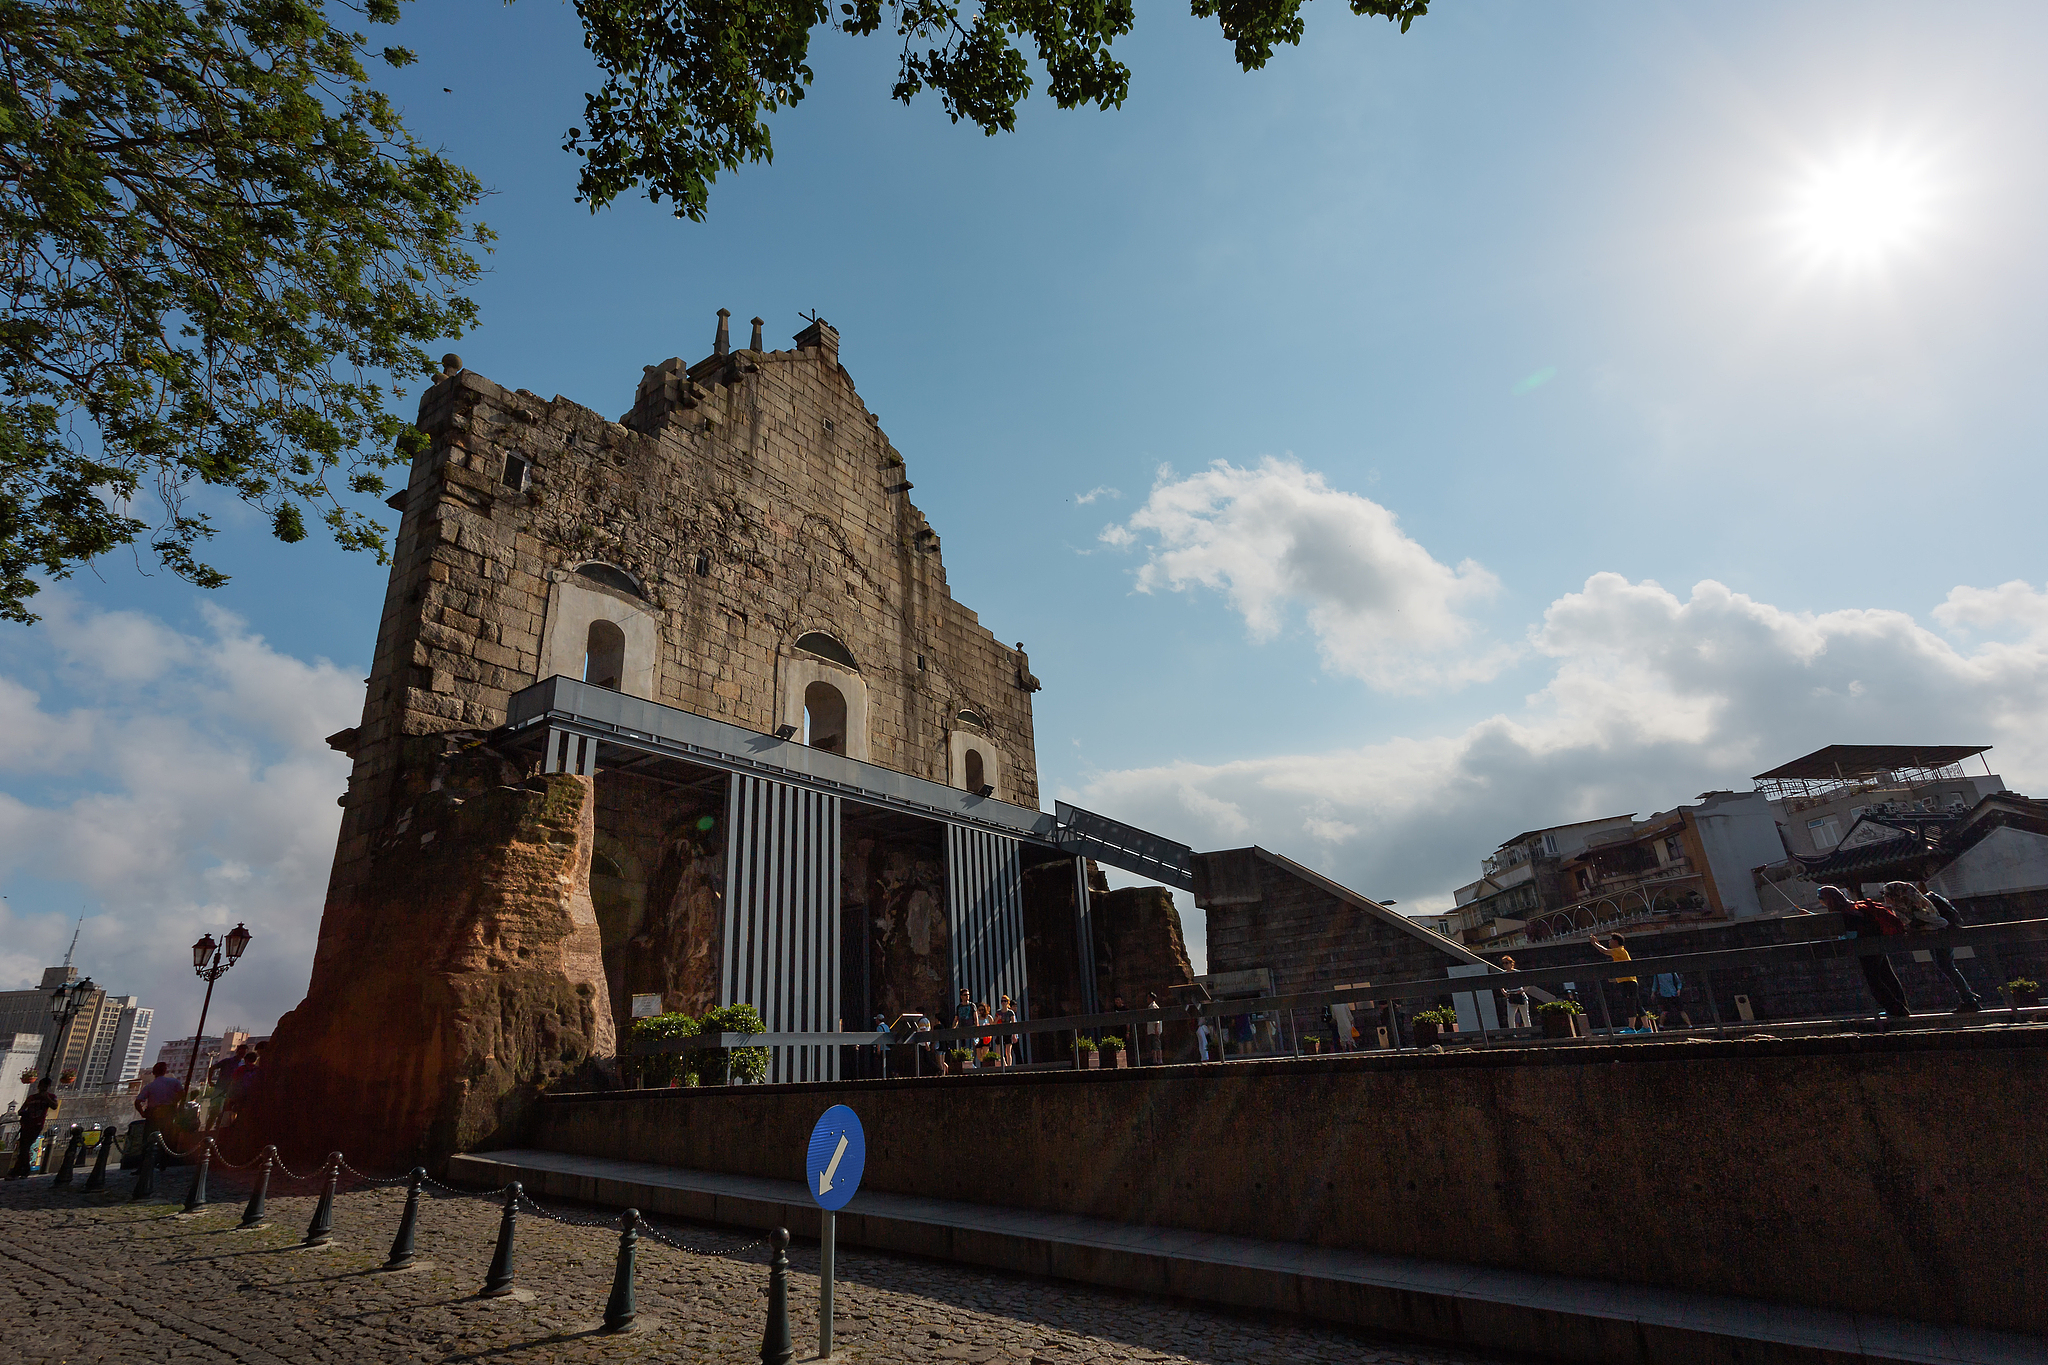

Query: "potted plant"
<box><xmin>58</xmin><ymin>1068</ymin><xmax>76</xmax><ymax>1086</ymax></box>
<box><xmin>1100</xmin><ymin>1034</ymin><xmax>1127</xmax><ymax>1068</ymax></box>
<box><xmin>1411</xmin><ymin>1007</ymin><xmax>1458</xmax><ymax>1046</ymax></box>
<box><xmin>1074</xmin><ymin>1035</ymin><xmax>1099</xmax><ymax>1069</ymax></box>
<box><xmin>1537</xmin><ymin>999</ymin><xmax>1584</xmax><ymax>1039</ymax></box>
<box><xmin>18</xmin><ymin>1069</ymin><xmax>34</xmax><ymax>1085</ymax></box>
<box><xmin>946</xmin><ymin>1047</ymin><xmax>973</xmax><ymax>1074</ymax></box>
<box><xmin>2008</xmin><ymin>978</ymin><xmax>2041</xmax><ymax>1007</ymax></box>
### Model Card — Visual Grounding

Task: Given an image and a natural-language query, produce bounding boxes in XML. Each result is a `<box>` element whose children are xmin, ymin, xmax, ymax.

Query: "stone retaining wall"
<box><xmin>525</xmin><ymin>1025</ymin><xmax>2048</xmax><ymax>1336</ymax></box>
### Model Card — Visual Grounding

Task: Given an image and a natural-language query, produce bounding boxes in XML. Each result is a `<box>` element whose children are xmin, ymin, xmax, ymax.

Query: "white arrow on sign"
<box><xmin>816</xmin><ymin>1133</ymin><xmax>850</xmax><ymax>1196</ymax></box>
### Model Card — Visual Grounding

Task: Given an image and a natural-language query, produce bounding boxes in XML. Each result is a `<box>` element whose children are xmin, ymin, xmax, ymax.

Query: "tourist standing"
<box><xmin>1588</xmin><ymin>933</ymin><xmax>1643</xmax><ymax>1029</ymax></box>
<box><xmin>134</xmin><ymin>1062</ymin><xmax>186</xmax><ymax>1149</ymax></box>
<box><xmin>1196</xmin><ymin>1018</ymin><xmax>1212</xmax><ymax>1062</ymax></box>
<box><xmin>1818</xmin><ymin>886</ymin><xmax>1912</xmax><ymax>1018</ymax></box>
<box><xmin>1144</xmin><ymin>993</ymin><xmax>1165</xmax><ymax>1065</ymax></box>
<box><xmin>4</xmin><ymin>1078</ymin><xmax>59</xmax><ymax>1179</ymax></box>
<box><xmin>1925</xmin><ymin>892</ymin><xmax>1984</xmax><ymax>1013</ymax></box>
<box><xmin>994</xmin><ymin>995</ymin><xmax>1019</xmax><ymax>1066</ymax></box>
<box><xmin>1496</xmin><ymin>957</ymin><xmax>1532</xmax><ymax>1029</ymax></box>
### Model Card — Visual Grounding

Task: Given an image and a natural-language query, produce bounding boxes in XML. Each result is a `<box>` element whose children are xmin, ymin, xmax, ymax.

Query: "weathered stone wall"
<box><xmin>1091</xmin><ymin>886</ymin><xmax>1193</xmax><ymax>1006</ymax></box>
<box><xmin>276</xmin><ymin>321</ymin><xmax>1046</xmax><ymax>1160</ymax></box>
<box><xmin>530</xmin><ymin>1026</ymin><xmax>2048</xmax><ymax>1336</ymax></box>
<box><xmin>592</xmin><ymin>773</ymin><xmax>727</xmax><ymax>1036</ymax></box>
<box><xmin>842</xmin><ymin>824</ymin><xmax>949</xmax><ymax>1025</ymax></box>
<box><xmin>255</xmin><ymin>747</ymin><xmax>613</xmax><ymax>1168</ymax></box>
<box><xmin>1199</xmin><ymin>848</ymin><xmax>1476</xmax><ymax>994</ymax></box>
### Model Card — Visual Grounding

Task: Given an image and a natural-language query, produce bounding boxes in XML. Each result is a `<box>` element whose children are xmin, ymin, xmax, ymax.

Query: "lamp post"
<box><xmin>38</xmin><ymin>977</ymin><xmax>95</xmax><ymax>1090</ymax></box>
<box><xmin>182</xmin><ymin>925</ymin><xmax>253</xmax><ymax>1093</ymax></box>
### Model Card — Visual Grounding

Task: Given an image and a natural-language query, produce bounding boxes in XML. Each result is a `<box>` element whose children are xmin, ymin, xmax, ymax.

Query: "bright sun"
<box><xmin>1789</xmin><ymin>151</ymin><xmax>1932</xmax><ymax>266</ymax></box>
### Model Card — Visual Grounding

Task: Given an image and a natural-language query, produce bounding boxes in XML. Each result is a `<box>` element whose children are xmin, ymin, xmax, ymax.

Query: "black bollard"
<box><xmin>601</xmin><ymin>1208</ymin><xmax>638</xmax><ymax>1332</ymax></box>
<box><xmin>239</xmin><ymin>1148</ymin><xmax>273</xmax><ymax>1228</ymax></box>
<box><xmin>302</xmin><ymin>1153</ymin><xmax>339</xmax><ymax>1247</ymax></box>
<box><xmin>383</xmin><ymin>1167</ymin><xmax>425</xmax><ymax>1271</ymax></box>
<box><xmin>129</xmin><ymin>1132</ymin><xmax>160</xmax><ymax>1201</ymax></box>
<box><xmin>759</xmin><ymin>1227</ymin><xmax>793</xmax><ymax>1365</ymax></box>
<box><xmin>51</xmin><ymin>1126</ymin><xmax>83</xmax><ymax>1187</ymax></box>
<box><xmin>181</xmin><ymin>1138</ymin><xmax>213</xmax><ymax>1213</ymax></box>
<box><xmin>479</xmin><ymin>1182</ymin><xmax>520</xmax><ymax>1297</ymax></box>
<box><xmin>83</xmin><ymin>1126</ymin><xmax>114</xmax><ymax>1192</ymax></box>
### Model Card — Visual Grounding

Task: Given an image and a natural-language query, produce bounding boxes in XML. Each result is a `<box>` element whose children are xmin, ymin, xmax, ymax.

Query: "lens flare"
<box><xmin>1789</xmin><ymin>150</ymin><xmax>1932</xmax><ymax>266</ymax></box>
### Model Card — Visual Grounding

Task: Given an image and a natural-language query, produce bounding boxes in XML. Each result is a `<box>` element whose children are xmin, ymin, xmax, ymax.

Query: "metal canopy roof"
<box><xmin>1752</xmin><ymin>745</ymin><xmax>1990</xmax><ymax>782</ymax></box>
<box><xmin>496</xmin><ymin>676</ymin><xmax>1196</xmax><ymax>886</ymax></box>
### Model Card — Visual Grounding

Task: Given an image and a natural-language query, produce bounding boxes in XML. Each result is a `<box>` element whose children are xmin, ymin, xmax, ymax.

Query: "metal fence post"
<box><xmin>181</xmin><ymin>1137</ymin><xmax>213</xmax><ymax>1212</ymax></box>
<box><xmin>51</xmin><ymin>1126</ymin><xmax>82</xmax><ymax>1187</ymax></box>
<box><xmin>759</xmin><ymin>1227</ymin><xmax>793</xmax><ymax>1365</ymax></box>
<box><xmin>240</xmin><ymin>1148</ymin><xmax>273</xmax><ymax>1228</ymax></box>
<box><xmin>602</xmin><ymin>1208</ymin><xmax>638</xmax><ymax>1332</ymax></box>
<box><xmin>82</xmin><ymin>1125</ymin><xmax>113</xmax><ymax>1191</ymax></box>
<box><xmin>480</xmin><ymin>1182</ymin><xmax>520</xmax><ymax>1297</ymax></box>
<box><xmin>383</xmin><ymin>1167</ymin><xmax>425</xmax><ymax>1270</ymax></box>
<box><xmin>302</xmin><ymin>1154</ymin><xmax>339</xmax><ymax>1247</ymax></box>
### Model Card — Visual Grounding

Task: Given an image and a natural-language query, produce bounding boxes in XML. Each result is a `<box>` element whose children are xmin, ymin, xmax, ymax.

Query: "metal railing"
<box><xmin>619</xmin><ymin>918</ymin><xmax>2048</xmax><ymax>1078</ymax></box>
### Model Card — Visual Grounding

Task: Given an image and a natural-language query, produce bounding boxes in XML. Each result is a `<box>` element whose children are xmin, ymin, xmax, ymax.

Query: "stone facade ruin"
<box><xmin>254</xmin><ymin>315</ymin><xmax>1191</xmax><ymax>1166</ymax></box>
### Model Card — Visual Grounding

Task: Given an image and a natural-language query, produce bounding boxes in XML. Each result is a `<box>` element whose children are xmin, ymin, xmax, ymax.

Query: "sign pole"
<box><xmin>819</xmin><ymin>1208</ymin><xmax>835</xmax><ymax>1359</ymax></box>
<box><xmin>805</xmin><ymin>1104</ymin><xmax>864</xmax><ymax>1363</ymax></box>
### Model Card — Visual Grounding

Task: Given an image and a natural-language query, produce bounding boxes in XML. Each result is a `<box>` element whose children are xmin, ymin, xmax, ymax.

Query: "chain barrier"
<box><xmin>513</xmin><ymin>1186</ymin><xmax>769</xmax><ymax>1258</ymax></box>
<box><xmin>336</xmin><ymin>1156</ymin><xmax>413</xmax><ymax>1186</ymax></box>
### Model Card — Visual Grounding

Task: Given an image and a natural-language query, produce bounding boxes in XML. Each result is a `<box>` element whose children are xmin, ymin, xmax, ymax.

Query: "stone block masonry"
<box><xmin>261</xmin><ymin>318</ymin><xmax>1050</xmax><ymax>1167</ymax></box>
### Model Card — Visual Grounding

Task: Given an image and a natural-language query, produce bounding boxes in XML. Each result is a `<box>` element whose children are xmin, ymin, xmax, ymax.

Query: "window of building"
<box><xmin>1664</xmin><ymin>836</ymin><xmax>1683</xmax><ymax>863</ymax></box>
<box><xmin>575</xmin><ymin>562</ymin><xmax>644</xmax><ymax>599</ymax></box>
<box><xmin>794</xmin><ymin>631</ymin><xmax>858</xmax><ymax>670</ymax></box>
<box><xmin>501</xmin><ymin>453</ymin><xmax>532</xmax><ymax>491</ymax></box>
<box><xmin>1541</xmin><ymin>833</ymin><xmax>1559</xmax><ymax>857</ymax></box>
<box><xmin>956</xmin><ymin>708</ymin><xmax>989</xmax><ymax>730</ymax></box>
<box><xmin>804</xmin><ymin>681</ymin><xmax>848</xmax><ymax>753</ymax></box>
<box><xmin>584</xmin><ymin>619</ymin><xmax>626</xmax><ymax>690</ymax></box>
<box><xmin>964</xmin><ymin>749</ymin><xmax>985</xmax><ymax>793</ymax></box>
<box><xmin>1808</xmin><ymin>816</ymin><xmax>1841</xmax><ymax>850</ymax></box>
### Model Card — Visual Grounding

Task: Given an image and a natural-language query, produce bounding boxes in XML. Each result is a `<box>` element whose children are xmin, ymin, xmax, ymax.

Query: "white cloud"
<box><xmin>0</xmin><ymin>596</ymin><xmax>358</xmax><ymax>1038</ymax></box>
<box><xmin>1101</xmin><ymin>457</ymin><xmax>1509</xmax><ymax>691</ymax></box>
<box><xmin>1072</xmin><ymin>572</ymin><xmax>2048</xmax><ymax>934</ymax></box>
<box><xmin>1074</xmin><ymin>485</ymin><xmax>1121</xmax><ymax>505</ymax></box>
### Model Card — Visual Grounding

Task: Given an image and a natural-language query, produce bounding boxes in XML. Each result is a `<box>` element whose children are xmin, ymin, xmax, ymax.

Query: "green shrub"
<box><xmin>1074</xmin><ymin>1035</ymin><xmax>1098</xmax><ymax>1051</ymax></box>
<box><xmin>693</xmin><ymin>1003</ymin><xmax>770</xmax><ymax>1084</ymax></box>
<box><xmin>1099</xmin><ymin>1034</ymin><xmax>1125</xmax><ymax>1051</ymax></box>
<box><xmin>2008</xmin><ymin>978</ymin><xmax>2039</xmax><ymax>994</ymax></box>
<box><xmin>629</xmin><ymin>1011</ymin><xmax>700</xmax><ymax>1087</ymax></box>
<box><xmin>1413</xmin><ymin>1007</ymin><xmax>1459</xmax><ymax>1027</ymax></box>
<box><xmin>946</xmin><ymin>1047</ymin><xmax>972</xmax><ymax>1063</ymax></box>
<box><xmin>1536</xmin><ymin>999</ymin><xmax>1585</xmax><ymax>1016</ymax></box>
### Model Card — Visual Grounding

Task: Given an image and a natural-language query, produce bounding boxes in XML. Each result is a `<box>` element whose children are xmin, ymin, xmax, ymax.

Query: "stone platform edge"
<box><xmin>446</xmin><ymin>1149</ymin><xmax>2044</xmax><ymax>1365</ymax></box>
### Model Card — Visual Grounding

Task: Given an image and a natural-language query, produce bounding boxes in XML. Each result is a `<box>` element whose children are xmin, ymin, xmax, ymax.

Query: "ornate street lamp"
<box><xmin>39</xmin><ymin>976</ymin><xmax>94</xmax><ymax>1089</ymax></box>
<box><xmin>183</xmin><ymin>925</ymin><xmax>253</xmax><ymax>1092</ymax></box>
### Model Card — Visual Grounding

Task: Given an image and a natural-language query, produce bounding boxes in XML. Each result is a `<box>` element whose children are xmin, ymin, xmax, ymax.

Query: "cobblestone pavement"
<box><xmin>0</xmin><ymin>1164</ymin><xmax>1522</xmax><ymax>1365</ymax></box>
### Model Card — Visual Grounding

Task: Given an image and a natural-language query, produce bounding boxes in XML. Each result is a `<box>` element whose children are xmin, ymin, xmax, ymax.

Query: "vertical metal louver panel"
<box><xmin>720</xmin><ymin>773</ymin><xmax>840</xmax><ymax>1082</ymax></box>
<box><xmin>945</xmin><ymin>826</ymin><xmax>1028</xmax><ymax>1028</ymax></box>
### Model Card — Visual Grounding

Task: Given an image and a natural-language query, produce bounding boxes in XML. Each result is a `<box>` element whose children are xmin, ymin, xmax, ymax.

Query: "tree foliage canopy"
<box><xmin>566</xmin><ymin>0</ymin><xmax>1431</xmax><ymax>220</ymax></box>
<box><xmin>0</xmin><ymin>0</ymin><xmax>488</xmax><ymax>622</ymax></box>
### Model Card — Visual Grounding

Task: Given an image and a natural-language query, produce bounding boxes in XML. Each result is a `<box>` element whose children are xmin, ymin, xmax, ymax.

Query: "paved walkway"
<box><xmin>0</xmin><ymin>1167</ymin><xmax>1517</xmax><ymax>1365</ymax></box>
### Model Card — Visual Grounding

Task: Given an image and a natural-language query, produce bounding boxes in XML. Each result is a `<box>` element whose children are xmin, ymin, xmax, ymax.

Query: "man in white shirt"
<box><xmin>1196</xmin><ymin>1020</ymin><xmax>1212</xmax><ymax>1062</ymax></box>
<box><xmin>133</xmin><ymin>1061</ymin><xmax>185</xmax><ymax>1150</ymax></box>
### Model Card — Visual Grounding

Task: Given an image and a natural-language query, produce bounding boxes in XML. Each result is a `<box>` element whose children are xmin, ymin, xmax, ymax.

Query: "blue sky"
<box><xmin>6</xmin><ymin>1</ymin><xmax>2048</xmax><ymax>1031</ymax></box>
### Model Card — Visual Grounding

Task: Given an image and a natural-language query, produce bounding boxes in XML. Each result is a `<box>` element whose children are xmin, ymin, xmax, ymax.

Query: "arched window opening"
<box><xmin>964</xmin><ymin>749</ymin><xmax>986</xmax><ymax>794</ymax></box>
<box><xmin>591</xmin><ymin>851</ymin><xmax>624</xmax><ymax>879</ymax></box>
<box><xmin>804</xmin><ymin>681</ymin><xmax>848</xmax><ymax>753</ymax></box>
<box><xmin>584</xmin><ymin>619</ymin><xmax>626</xmax><ymax>690</ymax></box>
<box><xmin>576</xmin><ymin>562</ymin><xmax>644</xmax><ymax>599</ymax></box>
<box><xmin>793</xmin><ymin>631</ymin><xmax>858</xmax><ymax>671</ymax></box>
<box><xmin>955</xmin><ymin>709</ymin><xmax>989</xmax><ymax>730</ymax></box>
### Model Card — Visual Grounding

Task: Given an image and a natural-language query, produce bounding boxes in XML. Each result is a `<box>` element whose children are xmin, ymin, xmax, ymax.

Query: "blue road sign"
<box><xmin>806</xmin><ymin>1104</ymin><xmax>866</xmax><ymax>1211</ymax></box>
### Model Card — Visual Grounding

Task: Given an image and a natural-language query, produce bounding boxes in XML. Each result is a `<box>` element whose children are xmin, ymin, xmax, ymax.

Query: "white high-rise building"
<box><xmin>83</xmin><ymin>993</ymin><xmax>137</xmax><ymax>1085</ymax></box>
<box><xmin>106</xmin><ymin>1005</ymin><xmax>153</xmax><ymax>1084</ymax></box>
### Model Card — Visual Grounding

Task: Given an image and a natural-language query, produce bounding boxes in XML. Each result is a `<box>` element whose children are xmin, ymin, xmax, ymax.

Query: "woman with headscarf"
<box><xmin>1818</xmin><ymin>885</ymin><xmax>1911</xmax><ymax>1018</ymax></box>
